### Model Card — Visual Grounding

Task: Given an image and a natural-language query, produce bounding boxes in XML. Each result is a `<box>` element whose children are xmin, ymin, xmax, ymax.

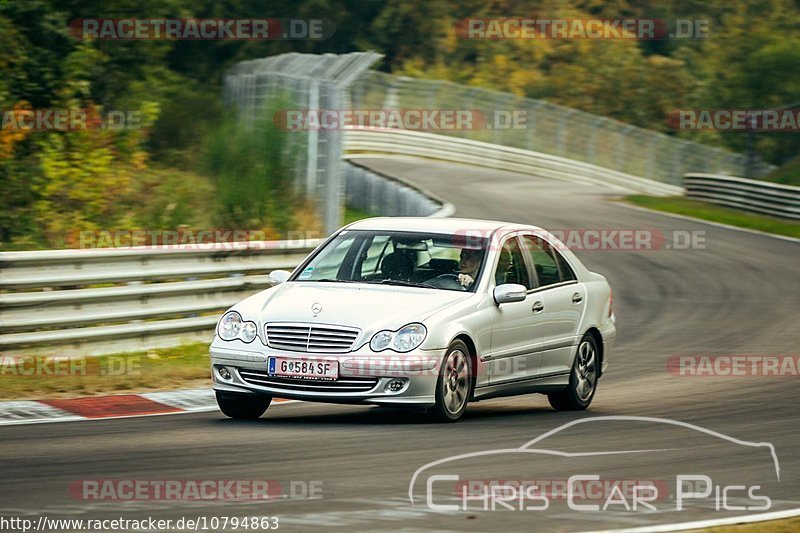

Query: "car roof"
<box><xmin>345</xmin><ymin>217</ymin><xmax>544</xmax><ymax>235</ymax></box>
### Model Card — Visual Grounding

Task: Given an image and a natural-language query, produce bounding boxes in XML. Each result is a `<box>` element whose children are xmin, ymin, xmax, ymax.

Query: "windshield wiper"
<box><xmin>376</xmin><ymin>279</ymin><xmax>435</xmax><ymax>289</ymax></box>
<box><xmin>312</xmin><ymin>278</ymin><xmax>359</xmax><ymax>283</ymax></box>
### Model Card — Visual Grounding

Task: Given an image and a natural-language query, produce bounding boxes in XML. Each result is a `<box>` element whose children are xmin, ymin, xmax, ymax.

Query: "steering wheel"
<box><xmin>427</xmin><ymin>273</ymin><xmax>466</xmax><ymax>291</ymax></box>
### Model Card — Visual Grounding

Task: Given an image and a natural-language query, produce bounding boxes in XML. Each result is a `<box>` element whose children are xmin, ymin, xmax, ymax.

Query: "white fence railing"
<box><xmin>684</xmin><ymin>174</ymin><xmax>800</xmax><ymax>220</ymax></box>
<box><xmin>0</xmin><ymin>241</ymin><xmax>320</xmax><ymax>356</ymax></box>
<box><xmin>343</xmin><ymin>128</ymin><xmax>683</xmax><ymax>197</ymax></box>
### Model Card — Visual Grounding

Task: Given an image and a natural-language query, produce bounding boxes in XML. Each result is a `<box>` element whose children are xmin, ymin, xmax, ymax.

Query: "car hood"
<box><xmin>234</xmin><ymin>282</ymin><xmax>474</xmax><ymax>332</ymax></box>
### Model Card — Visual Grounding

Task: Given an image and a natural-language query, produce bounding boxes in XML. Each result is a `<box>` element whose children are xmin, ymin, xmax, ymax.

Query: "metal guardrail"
<box><xmin>344</xmin><ymin>127</ymin><xmax>683</xmax><ymax>197</ymax></box>
<box><xmin>344</xmin><ymin>160</ymin><xmax>454</xmax><ymax>217</ymax></box>
<box><xmin>0</xmin><ymin>241</ymin><xmax>320</xmax><ymax>356</ymax></box>
<box><xmin>684</xmin><ymin>174</ymin><xmax>800</xmax><ymax>220</ymax></box>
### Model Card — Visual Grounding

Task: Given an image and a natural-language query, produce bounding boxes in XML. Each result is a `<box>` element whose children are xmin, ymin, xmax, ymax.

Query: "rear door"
<box><xmin>519</xmin><ymin>234</ymin><xmax>584</xmax><ymax>377</ymax></box>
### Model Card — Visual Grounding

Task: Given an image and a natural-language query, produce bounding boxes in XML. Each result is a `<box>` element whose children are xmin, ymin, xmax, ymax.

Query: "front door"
<box><xmin>488</xmin><ymin>236</ymin><xmax>542</xmax><ymax>384</ymax></box>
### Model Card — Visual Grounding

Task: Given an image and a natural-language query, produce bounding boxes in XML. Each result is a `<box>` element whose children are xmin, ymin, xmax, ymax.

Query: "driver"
<box><xmin>458</xmin><ymin>248</ymin><xmax>483</xmax><ymax>289</ymax></box>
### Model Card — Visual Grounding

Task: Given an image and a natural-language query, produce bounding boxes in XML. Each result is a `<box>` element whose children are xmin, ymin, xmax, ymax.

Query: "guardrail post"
<box><xmin>526</xmin><ymin>102</ymin><xmax>539</xmax><ymax>151</ymax></box>
<box><xmin>305</xmin><ymin>80</ymin><xmax>320</xmax><ymax>196</ymax></box>
<box><xmin>647</xmin><ymin>135</ymin><xmax>659</xmax><ymax>181</ymax></box>
<box><xmin>587</xmin><ymin>117</ymin><xmax>605</xmax><ymax>165</ymax></box>
<box><xmin>615</xmin><ymin>126</ymin><xmax>635</xmax><ymax>173</ymax></box>
<box><xmin>382</xmin><ymin>76</ymin><xmax>404</xmax><ymax>110</ymax></box>
<box><xmin>557</xmin><ymin>109</ymin><xmax>576</xmax><ymax>158</ymax></box>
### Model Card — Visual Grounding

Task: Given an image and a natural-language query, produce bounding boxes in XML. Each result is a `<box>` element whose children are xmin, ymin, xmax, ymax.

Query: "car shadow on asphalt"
<box><xmin>210</xmin><ymin>400</ymin><xmax>614</xmax><ymax>427</ymax></box>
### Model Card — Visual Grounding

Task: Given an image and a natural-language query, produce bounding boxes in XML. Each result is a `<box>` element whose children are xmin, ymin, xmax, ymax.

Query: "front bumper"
<box><xmin>210</xmin><ymin>340</ymin><xmax>445</xmax><ymax>407</ymax></box>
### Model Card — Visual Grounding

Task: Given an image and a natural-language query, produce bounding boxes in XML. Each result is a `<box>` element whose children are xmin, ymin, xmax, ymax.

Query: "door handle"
<box><xmin>532</xmin><ymin>301</ymin><xmax>544</xmax><ymax>313</ymax></box>
<box><xmin>572</xmin><ymin>292</ymin><xmax>583</xmax><ymax>304</ymax></box>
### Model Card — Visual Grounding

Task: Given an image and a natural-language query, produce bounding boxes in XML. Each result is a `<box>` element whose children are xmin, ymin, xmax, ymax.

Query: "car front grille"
<box><xmin>265</xmin><ymin>323</ymin><xmax>360</xmax><ymax>353</ymax></box>
<box><xmin>237</xmin><ymin>369</ymin><xmax>379</xmax><ymax>393</ymax></box>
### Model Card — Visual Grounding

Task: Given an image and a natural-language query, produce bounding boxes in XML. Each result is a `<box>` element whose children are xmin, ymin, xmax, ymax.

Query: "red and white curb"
<box><xmin>0</xmin><ymin>389</ymin><xmax>293</xmax><ymax>426</ymax></box>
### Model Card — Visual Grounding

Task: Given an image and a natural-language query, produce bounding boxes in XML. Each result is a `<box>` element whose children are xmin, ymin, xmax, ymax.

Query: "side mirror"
<box><xmin>493</xmin><ymin>283</ymin><xmax>527</xmax><ymax>305</ymax></box>
<box><xmin>268</xmin><ymin>269</ymin><xmax>291</xmax><ymax>284</ymax></box>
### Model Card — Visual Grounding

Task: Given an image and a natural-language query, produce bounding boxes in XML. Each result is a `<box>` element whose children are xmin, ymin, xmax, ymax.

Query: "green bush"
<box><xmin>203</xmin><ymin>94</ymin><xmax>303</xmax><ymax>234</ymax></box>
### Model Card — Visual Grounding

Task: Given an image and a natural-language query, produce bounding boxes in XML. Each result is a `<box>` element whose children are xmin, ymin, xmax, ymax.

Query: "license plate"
<box><xmin>268</xmin><ymin>357</ymin><xmax>338</xmax><ymax>381</ymax></box>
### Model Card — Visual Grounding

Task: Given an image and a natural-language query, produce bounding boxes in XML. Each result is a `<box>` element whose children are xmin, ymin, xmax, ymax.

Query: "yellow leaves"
<box><xmin>396</xmin><ymin>57</ymin><xmax>429</xmax><ymax>79</ymax></box>
<box><xmin>28</xmin><ymin>100</ymin><xmax>162</xmax><ymax>248</ymax></box>
<box><xmin>130</xmin><ymin>150</ymin><xmax>148</xmax><ymax>171</ymax></box>
<box><xmin>441</xmin><ymin>19</ymin><xmax>459</xmax><ymax>54</ymax></box>
<box><xmin>508</xmin><ymin>69</ymin><xmax>546</xmax><ymax>96</ymax></box>
<box><xmin>493</xmin><ymin>53</ymin><xmax>510</xmax><ymax>72</ymax></box>
<box><xmin>138</xmin><ymin>100</ymin><xmax>161</xmax><ymax>129</ymax></box>
<box><xmin>0</xmin><ymin>102</ymin><xmax>34</xmax><ymax>159</ymax></box>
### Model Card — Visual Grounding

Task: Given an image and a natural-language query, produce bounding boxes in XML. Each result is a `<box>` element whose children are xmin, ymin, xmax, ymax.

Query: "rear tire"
<box><xmin>216</xmin><ymin>391</ymin><xmax>271</xmax><ymax>419</ymax></box>
<box><xmin>548</xmin><ymin>333</ymin><xmax>599</xmax><ymax>411</ymax></box>
<box><xmin>428</xmin><ymin>340</ymin><xmax>472</xmax><ymax>422</ymax></box>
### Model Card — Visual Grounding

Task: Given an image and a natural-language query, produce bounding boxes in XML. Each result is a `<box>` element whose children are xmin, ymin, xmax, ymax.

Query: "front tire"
<box><xmin>216</xmin><ymin>391</ymin><xmax>271</xmax><ymax>419</ymax></box>
<box><xmin>548</xmin><ymin>333</ymin><xmax>599</xmax><ymax>411</ymax></box>
<box><xmin>428</xmin><ymin>340</ymin><xmax>473</xmax><ymax>422</ymax></box>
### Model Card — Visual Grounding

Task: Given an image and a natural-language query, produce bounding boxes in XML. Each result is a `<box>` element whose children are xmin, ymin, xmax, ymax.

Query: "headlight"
<box><xmin>241</xmin><ymin>321</ymin><xmax>257</xmax><ymax>343</ymax></box>
<box><xmin>369</xmin><ymin>323</ymin><xmax>427</xmax><ymax>353</ymax></box>
<box><xmin>392</xmin><ymin>323</ymin><xmax>427</xmax><ymax>352</ymax></box>
<box><xmin>370</xmin><ymin>330</ymin><xmax>393</xmax><ymax>351</ymax></box>
<box><xmin>218</xmin><ymin>311</ymin><xmax>258</xmax><ymax>343</ymax></box>
<box><xmin>218</xmin><ymin>311</ymin><xmax>242</xmax><ymax>340</ymax></box>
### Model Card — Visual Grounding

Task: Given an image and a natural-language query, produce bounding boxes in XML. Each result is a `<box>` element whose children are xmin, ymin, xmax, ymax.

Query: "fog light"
<box><xmin>386</xmin><ymin>378</ymin><xmax>406</xmax><ymax>392</ymax></box>
<box><xmin>217</xmin><ymin>366</ymin><xmax>232</xmax><ymax>381</ymax></box>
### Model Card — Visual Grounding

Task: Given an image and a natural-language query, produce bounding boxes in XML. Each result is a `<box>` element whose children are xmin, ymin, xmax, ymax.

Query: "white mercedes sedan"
<box><xmin>210</xmin><ymin>217</ymin><xmax>616</xmax><ymax>422</ymax></box>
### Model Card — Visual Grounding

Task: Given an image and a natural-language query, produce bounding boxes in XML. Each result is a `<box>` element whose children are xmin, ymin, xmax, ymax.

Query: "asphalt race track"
<box><xmin>1</xmin><ymin>157</ymin><xmax>798</xmax><ymax>532</ymax></box>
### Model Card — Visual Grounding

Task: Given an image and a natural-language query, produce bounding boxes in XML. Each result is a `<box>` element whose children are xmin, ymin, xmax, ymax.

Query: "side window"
<box><xmin>554</xmin><ymin>249</ymin><xmax>577</xmax><ymax>281</ymax></box>
<box><xmin>521</xmin><ymin>235</ymin><xmax>560</xmax><ymax>287</ymax></box>
<box><xmin>495</xmin><ymin>238</ymin><xmax>532</xmax><ymax>289</ymax></box>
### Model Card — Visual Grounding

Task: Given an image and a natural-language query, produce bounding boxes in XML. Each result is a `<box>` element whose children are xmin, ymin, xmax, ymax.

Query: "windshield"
<box><xmin>291</xmin><ymin>230</ymin><xmax>489</xmax><ymax>292</ymax></box>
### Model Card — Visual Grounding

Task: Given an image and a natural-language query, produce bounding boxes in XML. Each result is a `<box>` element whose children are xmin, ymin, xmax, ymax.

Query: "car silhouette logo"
<box><xmin>408</xmin><ymin>415</ymin><xmax>781</xmax><ymax>505</ymax></box>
